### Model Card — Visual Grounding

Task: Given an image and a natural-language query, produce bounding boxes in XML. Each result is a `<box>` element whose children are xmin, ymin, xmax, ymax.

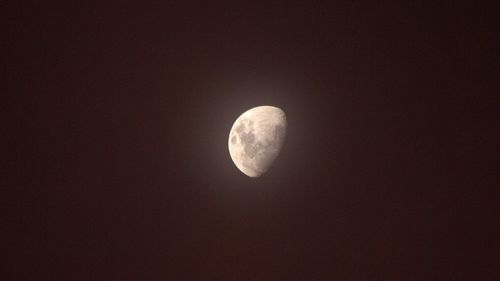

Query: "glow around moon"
<box><xmin>228</xmin><ymin>105</ymin><xmax>287</xmax><ymax>177</ymax></box>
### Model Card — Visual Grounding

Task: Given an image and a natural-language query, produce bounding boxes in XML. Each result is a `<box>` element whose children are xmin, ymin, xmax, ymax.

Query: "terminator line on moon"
<box><xmin>228</xmin><ymin>106</ymin><xmax>287</xmax><ymax>177</ymax></box>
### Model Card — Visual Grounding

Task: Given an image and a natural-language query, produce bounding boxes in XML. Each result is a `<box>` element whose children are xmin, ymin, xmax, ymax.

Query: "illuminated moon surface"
<box><xmin>228</xmin><ymin>105</ymin><xmax>287</xmax><ymax>177</ymax></box>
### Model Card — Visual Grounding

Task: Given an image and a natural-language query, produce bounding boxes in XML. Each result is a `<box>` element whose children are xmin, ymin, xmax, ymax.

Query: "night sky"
<box><xmin>4</xmin><ymin>2</ymin><xmax>498</xmax><ymax>280</ymax></box>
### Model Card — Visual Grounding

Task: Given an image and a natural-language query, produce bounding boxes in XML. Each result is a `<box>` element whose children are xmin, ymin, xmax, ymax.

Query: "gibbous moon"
<box><xmin>228</xmin><ymin>105</ymin><xmax>287</xmax><ymax>177</ymax></box>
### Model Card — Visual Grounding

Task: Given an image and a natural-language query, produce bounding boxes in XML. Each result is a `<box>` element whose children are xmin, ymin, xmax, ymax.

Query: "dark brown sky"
<box><xmin>3</xmin><ymin>1</ymin><xmax>498</xmax><ymax>280</ymax></box>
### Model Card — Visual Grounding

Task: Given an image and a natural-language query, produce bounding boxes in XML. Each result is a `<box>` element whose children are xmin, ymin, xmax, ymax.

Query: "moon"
<box><xmin>228</xmin><ymin>105</ymin><xmax>287</xmax><ymax>177</ymax></box>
